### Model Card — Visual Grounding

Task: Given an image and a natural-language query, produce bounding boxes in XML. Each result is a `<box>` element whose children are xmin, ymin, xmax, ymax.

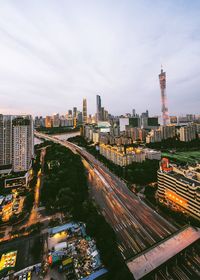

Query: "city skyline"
<box><xmin>0</xmin><ymin>1</ymin><xmax>200</xmax><ymax>116</ymax></box>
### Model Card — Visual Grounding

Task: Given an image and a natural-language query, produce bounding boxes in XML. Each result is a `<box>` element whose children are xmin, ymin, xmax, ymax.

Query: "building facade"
<box><xmin>179</xmin><ymin>125</ymin><xmax>196</xmax><ymax>142</ymax></box>
<box><xmin>83</xmin><ymin>98</ymin><xmax>87</xmax><ymax>124</ymax></box>
<box><xmin>0</xmin><ymin>115</ymin><xmax>12</xmax><ymax>168</ymax></box>
<box><xmin>45</xmin><ymin>116</ymin><xmax>52</xmax><ymax>128</ymax></box>
<box><xmin>12</xmin><ymin>116</ymin><xmax>34</xmax><ymax>172</ymax></box>
<box><xmin>52</xmin><ymin>114</ymin><xmax>60</xmax><ymax>127</ymax></box>
<box><xmin>96</xmin><ymin>95</ymin><xmax>102</xmax><ymax>122</ymax></box>
<box><xmin>99</xmin><ymin>144</ymin><xmax>146</xmax><ymax>166</ymax></box>
<box><xmin>157</xmin><ymin>158</ymin><xmax>200</xmax><ymax>221</ymax></box>
<box><xmin>0</xmin><ymin>115</ymin><xmax>34</xmax><ymax>173</ymax></box>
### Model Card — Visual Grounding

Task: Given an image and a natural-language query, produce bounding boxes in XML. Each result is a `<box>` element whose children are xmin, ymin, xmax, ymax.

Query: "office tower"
<box><xmin>59</xmin><ymin>115</ymin><xmax>66</xmax><ymax>127</ymax></box>
<box><xmin>101</xmin><ymin>107</ymin><xmax>104</xmax><ymax>121</ymax></box>
<box><xmin>34</xmin><ymin>116</ymin><xmax>45</xmax><ymax>128</ymax></box>
<box><xmin>12</xmin><ymin>115</ymin><xmax>34</xmax><ymax>172</ymax></box>
<box><xmin>45</xmin><ymin>116</ymin><xmax>52</xmax><ymax>128</ymax></box>
<box><xmin>159</xmin><ymin>67</ymin><xmax>169</xmax><ymax>126</ymax></box>
<box><xmin>68</xmin><ymin>110</ymin><xmax>72</xmax><ymax>117</ymax></box>
<box><xmin>52</xmin><ymin>114</ymin><xmax>60</xmax><ymax>127</ymax></box>
<box><xmin>142</xmin><ymin>117</ymin><xmax>159</xmax><ymax>129</ymax></box>
<box><xmin>77</xmin><ymin>111</ymin><xmax>83</xmax><ymax>124</ymax></box>
<box><xmin>73</xmin><ymin>107</ymin><xmax>78</xmax><ymax>128</ymax></box>
<box><xmin>96</xmin><ymin>95</ymin><xmax>102</xmax><ymax>122</ymax></box>
<box><xmin>34</xmin><ymin>116</ymin><xmax>40</xmax><ymax>128</ymax></box>
<box><xmin>141</xmin><ymin>110</ymin><xmax>149</xmax><ymax>119</ymax></box>
<box><xmin>0</xmin><ymin>115</ymin><xmax>12</xmax><ymax>167</ymax></box>
<box><xmin>83</xmin><ymin>98</ymin><xmax>87</xmax><ymax>123</ymax></box>
<box><xmin>73</xmin><ymin>107</ymin><xmax>77</xmax><ymax>118</ymax></box>
<box><xmin>132</xmin><ymin>109</ymin><xmax>136</xmax><ymax>117</ymax></box>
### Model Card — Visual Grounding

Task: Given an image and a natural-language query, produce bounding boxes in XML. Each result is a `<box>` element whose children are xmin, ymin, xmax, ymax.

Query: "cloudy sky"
<box><xmin>0</xmin><ymin>0</ymin><xmax>200</xmax><ymax>116</ymax></box>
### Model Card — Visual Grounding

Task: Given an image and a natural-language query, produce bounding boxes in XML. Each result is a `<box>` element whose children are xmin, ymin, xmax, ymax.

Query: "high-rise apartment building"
<box><xmin>0</xmin><ymin>115</ymin><xmax>12</xmax><ymax>167</ymax></box>
<box><xmin>179</xmin><ymin>125</ymin><xmax>196</xmax><ymax>142</ymax></box>
<box><xmin>0</xmin><ymin>115</ymin><xmax>33</xmax><ymax>173</ymax></box>
<box><xmin>160</xmin><ymin>125</ymin><xmax>176</xmax><ymax>140</ymax></box>
<box><xmin>12</xmin><ymin>116</ymin><xmax>34</xmax><ymax>172</ymax></box>
<box><xmin>83</xmin><ymin>98</ymin><xmax>87</xmax><ymax>123</ymax></box>
<box><xmin>146</xmin><ymin>129</ymin><xmax>162</xmax><ymax>143</ymax></box>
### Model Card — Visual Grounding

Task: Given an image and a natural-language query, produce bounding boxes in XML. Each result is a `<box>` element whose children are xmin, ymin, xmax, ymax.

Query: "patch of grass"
<box><xmin>162</xmin><ymin>150</ymin><xmax>200</xmax><ymax>163</ymax></box>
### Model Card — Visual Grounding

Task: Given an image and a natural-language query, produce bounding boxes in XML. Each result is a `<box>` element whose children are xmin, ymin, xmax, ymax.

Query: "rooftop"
<box><xmin>160</xmin><ymin>170</ymin><xmax>200</xmax><ymax>188</ymax></box>
<box><xmin>48</xmin><ymin>222</ymin><xmax>78</xmax><ymax>235</ymax></box>
<box><xmin>127</xmin><ymin>226</ymin><xmax>200</xmax><ymax>280</ymax></box>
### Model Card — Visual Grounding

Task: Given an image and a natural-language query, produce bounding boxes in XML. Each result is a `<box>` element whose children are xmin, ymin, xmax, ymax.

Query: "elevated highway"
<box><xmin>35</xmin><ymin>132</ymin><xmax>200</xmax><ymax>279</ymax></box>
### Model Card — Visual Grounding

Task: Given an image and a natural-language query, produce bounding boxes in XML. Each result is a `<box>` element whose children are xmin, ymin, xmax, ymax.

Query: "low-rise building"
<box><xmin>144</xmin><ymin>149</ymin><xmax>161</xmax><ymax>160</ymax></box>
<box><xmin>99</xmin><ymin>144</ymin><xmax>145</xmax><ymax>166</ymax></box>
<box><xmin>157</xmin><ymin>158</ymin><xmax>200</xmax><ymax>221</ymax></box>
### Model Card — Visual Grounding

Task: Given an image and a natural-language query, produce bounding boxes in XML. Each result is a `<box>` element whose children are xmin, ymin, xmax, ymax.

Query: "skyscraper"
<box><xmin>52</xmin><ymin>114</ymin><xmax>60</xmax><ymax>127</ymax></box>
<box><xmin>83</xmin><ymin>98</ymin><xmax>87</xmax><ymax>123</ymax></box>
<box><xmin>96</xmin><ymin>95</ymin><xmax>102</xmax><ymax>122</ymax></box>
<box><xmin>73</xmin><ymin>107</ymin><xmax>77</xmax><ymax>118</ymax></box>
<box><xmin>45</xmin><ymin>116</ymin><xmax>52</xmax><ymax>128</ymax></box>
<box><xmin>73</xmin><ymin>107</ymin><xmax>78</xmax><ymax>128</ymax></box>
<box><xmin>159</xmin><ymin>67</ymin><xmax>169</xmax><ymax>126</ymax></box>
<box><xmin>68</xmin><ymin>110</ymin><xmax>72</xmax><ymax>117</ymax></box>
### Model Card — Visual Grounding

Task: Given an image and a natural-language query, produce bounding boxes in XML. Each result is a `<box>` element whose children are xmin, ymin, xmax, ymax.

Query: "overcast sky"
<box><xmin>0</xmin><ymin>0</ymin><xmax>200</xmax><ymax>116</ymax></box>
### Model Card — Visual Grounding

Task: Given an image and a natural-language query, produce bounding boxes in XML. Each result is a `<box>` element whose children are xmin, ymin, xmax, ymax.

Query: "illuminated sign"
<box><xmin>0</xmin><ymin>251</ymin><xmax>17</xmax><ymax>271</ymax></box>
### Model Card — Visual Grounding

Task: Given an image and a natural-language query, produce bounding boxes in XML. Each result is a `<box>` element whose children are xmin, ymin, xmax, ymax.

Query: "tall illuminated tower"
<box><xmin>159</xmin><ymin>67</ymin><xmax>169</xmax><ymax>126</ymax></box>
<box><xmin>82</xmin><ymin>98</ymin><xmax>87</xmax><ymax>123</ymax></box>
